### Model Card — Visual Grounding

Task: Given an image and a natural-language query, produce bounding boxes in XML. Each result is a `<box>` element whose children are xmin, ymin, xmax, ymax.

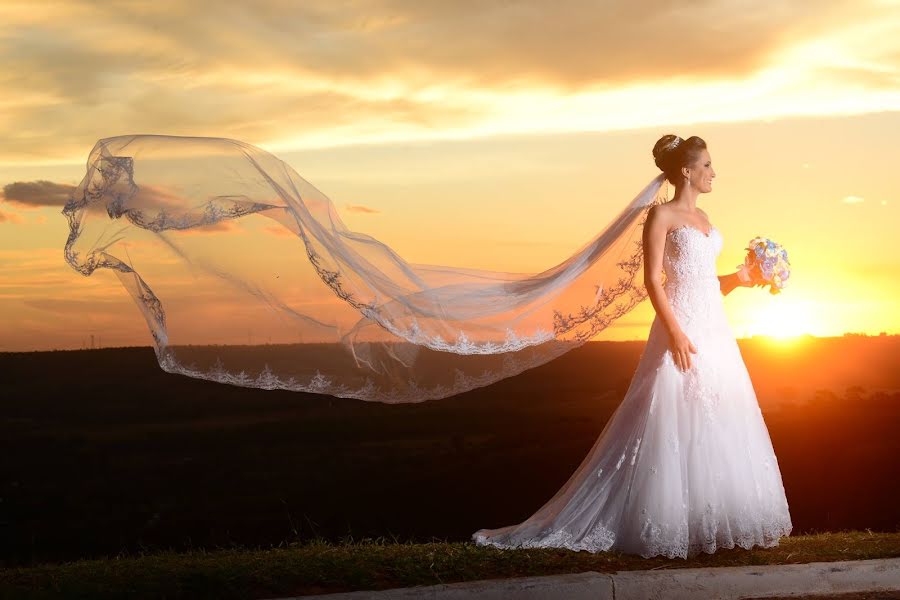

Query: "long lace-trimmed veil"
<box><xmin>63</xmin><ymin>135</ymin><xmax>668</xmax><ymax>402</ymax></box>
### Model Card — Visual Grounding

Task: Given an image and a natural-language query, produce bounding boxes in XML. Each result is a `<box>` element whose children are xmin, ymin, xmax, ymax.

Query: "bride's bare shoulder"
<box><xmin>655</xmin><ymin>201</ymin><xmax>677</xmax><ymax>214</ymax></box>
<box><xmin>646</xmin><ymin>202</ymin><xmax>675</xmax><ymax>228</ymax></box>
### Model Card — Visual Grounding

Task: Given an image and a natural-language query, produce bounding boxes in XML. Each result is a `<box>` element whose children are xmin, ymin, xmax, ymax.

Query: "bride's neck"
<box><xmin>671</xmin><ymin>185</ymin><xmax>700</xmax><ymax>212</ymax></box>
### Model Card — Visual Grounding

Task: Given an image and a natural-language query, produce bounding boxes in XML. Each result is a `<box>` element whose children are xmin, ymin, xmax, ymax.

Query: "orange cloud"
<box><xmin>0</xmin><ymin>210</ymin><xmax>25</xmax><ymax>224</ymax></box>
<box><xmin>0</xmin><ymin>1</ymin><xmax>897</xmax><ymax>163</ymax></box>
<box><xmin>179</xmin><ymin>220</ymin><xmax>241</xmax><ymax>235</ymax></box>
<box><xmin>345</xmin><ymin>203</ymin><xmax>379</xmax><ymax>214</ymax></box>
<box><xmin>263</xmin><ymin>225</ymin><xmax>294</xmax><ymax>238</ymax></box>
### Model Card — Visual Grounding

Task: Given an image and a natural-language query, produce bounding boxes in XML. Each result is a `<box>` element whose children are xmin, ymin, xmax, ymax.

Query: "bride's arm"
<box><xmin>719</xmin><ymin>264</ymin><xmax>759</xmax><ymax>296</ymax></box>
<box><xmin>642</xmin><ymin>206</ymin><xmax>683</xmax><ymax>336</ymax></box>
<box><xmin>718</xmin><ymin>271</ymin><xmax>743</xmax><ymax>296</ymax></box>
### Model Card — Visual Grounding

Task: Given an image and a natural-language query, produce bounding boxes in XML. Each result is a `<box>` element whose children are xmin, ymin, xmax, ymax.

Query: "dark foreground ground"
<box><xmin>1</xmin><ymin>532</ymin><xmax>897</xmax><ymax>599</ymax></box>
<box><xmin>1</xmin><ymin>335</ymin><xmax>898</xmax><ymax>568</ymax></box>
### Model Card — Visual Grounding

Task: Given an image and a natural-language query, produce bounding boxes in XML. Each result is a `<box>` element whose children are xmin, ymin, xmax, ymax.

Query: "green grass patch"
<box><xmin>1</xmin><ymin>530</ymin><xmax>898</xmax><ymax>599</ymax></box>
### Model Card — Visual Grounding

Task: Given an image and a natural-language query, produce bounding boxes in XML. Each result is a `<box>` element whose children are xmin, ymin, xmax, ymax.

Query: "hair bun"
<box><xmin>651</xmin><ymin>134</ymin><xmax>707</xmax><ymax>186</ymax></box>
<box><xmin>652</xmin><ymin>134</ymin><xmax>683</xmax><ymax>171</ymax></box>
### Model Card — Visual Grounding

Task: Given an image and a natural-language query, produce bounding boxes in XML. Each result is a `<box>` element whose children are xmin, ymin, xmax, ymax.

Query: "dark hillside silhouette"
<box><xmin>1</xmin><ymin>335</ymin><xmax>897</xmax><ymax>567</ymax></box>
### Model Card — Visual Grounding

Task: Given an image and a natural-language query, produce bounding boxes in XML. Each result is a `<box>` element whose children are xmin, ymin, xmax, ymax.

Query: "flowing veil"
<box><xmin>63</xmin><ymin>135</ymin><xmax>668</xmax><ymax>402</ymax></box>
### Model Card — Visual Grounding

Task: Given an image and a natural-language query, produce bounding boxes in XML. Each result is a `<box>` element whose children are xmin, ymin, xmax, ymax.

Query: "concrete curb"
<box><xmin>273</xmin><ymin>557</ymin><xmax>900</xmax><ymax>599</ymax></box>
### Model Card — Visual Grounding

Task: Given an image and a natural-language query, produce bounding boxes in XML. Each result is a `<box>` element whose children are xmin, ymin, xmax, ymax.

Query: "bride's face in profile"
<box><xmin>685</xmin><ymin>149</ymin><xmax>715</xmax><ymax>193</ymax></box>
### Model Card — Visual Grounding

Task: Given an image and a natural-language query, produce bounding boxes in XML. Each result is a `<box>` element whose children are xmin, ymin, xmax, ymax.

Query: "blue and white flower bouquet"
<box><xmin>740</xmin><ymin>236</ymin><xmax>791</xmax><ymax>295</ymax></box>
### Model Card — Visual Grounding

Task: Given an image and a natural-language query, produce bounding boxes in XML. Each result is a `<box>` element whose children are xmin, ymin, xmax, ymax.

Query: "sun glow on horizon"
<box><xmin>744</xmin><ymin>296</ymin><xmax>823</xmax><ymax>340</ymax></box>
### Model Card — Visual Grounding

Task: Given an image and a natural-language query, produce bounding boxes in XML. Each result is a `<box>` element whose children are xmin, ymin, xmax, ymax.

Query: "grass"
<box><xmin>0</xmin><ymin>530</ymin><xmax>897</xmax><ymax>599</ymax></box>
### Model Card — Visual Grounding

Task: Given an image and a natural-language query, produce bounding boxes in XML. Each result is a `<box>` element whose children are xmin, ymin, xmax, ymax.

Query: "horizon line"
<box><xmin>2</xmin><ymin>332</ymin><xmax>896</xmax><ymax>354</ymax></box>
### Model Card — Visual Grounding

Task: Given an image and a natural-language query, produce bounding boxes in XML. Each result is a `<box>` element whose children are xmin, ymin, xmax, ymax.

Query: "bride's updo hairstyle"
<box><xmin>652</xmin><ymin>134</ymin><xmax>707</xmax><ymax>186</ymax></box>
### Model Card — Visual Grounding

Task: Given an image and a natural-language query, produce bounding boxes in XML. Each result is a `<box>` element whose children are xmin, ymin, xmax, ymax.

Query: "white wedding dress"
<box><xmin>472</xmin><ymin>223</ymin><xmax>793</xmax><ymax>559</ymax></box>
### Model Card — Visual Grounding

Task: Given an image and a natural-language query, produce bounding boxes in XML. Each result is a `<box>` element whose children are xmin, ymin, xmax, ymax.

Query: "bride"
<box><xmin>471</xmin><ymin>135</ymin><xmax>793</xmax><ymax>559</ymax></box>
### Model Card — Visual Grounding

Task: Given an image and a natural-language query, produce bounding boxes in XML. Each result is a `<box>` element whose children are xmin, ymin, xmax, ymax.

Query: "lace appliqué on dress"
<box><xmin>473</xmin><ymin>520</ymin><xmax>617</xmax><ymax>553</ymax></box>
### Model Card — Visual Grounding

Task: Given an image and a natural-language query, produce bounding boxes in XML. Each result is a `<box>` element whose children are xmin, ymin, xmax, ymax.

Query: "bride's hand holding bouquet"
<box><xmin>736</xmin><ymin>236</ymin><xmax>791</xmax><ymax>294</ymax></box>
<box><xmin>736</xmin><ymin>264</ymin><xmax>765</xmax><ymax>288</ymax></box>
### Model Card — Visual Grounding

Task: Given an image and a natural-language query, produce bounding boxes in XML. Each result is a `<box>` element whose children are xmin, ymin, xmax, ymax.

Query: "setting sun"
<box><xmin>746</xmin><ymin>296</ymin><xmax>821</xmax><ymax>340</ymax></box>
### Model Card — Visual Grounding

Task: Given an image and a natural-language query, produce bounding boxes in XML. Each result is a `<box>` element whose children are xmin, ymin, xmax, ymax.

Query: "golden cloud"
<box><xmin>0</xmin><ymin>0</ymin><xmax>897</xmax><ymax>164</ymax></box>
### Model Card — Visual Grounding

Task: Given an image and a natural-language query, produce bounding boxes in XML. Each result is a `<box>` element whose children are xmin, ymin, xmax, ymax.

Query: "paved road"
<box><xmin>273</xmin><ymin>557</ymin><xmax>900</xmax><ymax>600</ymax></box>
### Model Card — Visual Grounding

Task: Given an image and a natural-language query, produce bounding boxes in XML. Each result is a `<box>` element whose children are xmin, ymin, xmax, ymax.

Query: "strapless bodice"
<box><xmin>662</xmin><ymin>224</ymin><xmax>724</xmax><ymax>330</ymax></box>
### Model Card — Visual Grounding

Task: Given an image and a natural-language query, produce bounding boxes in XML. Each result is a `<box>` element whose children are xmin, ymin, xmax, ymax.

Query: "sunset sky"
<box><xmin>1</xmin><ymin>0</ymin><xmax>899</xmax><ymax>351</ymax></box>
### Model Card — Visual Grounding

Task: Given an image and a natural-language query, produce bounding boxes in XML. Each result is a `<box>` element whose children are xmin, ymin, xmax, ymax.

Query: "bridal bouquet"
<box><xmin>741</xmin><ymin>236</ymin><xmax>791</xmax><ymax>295</ymax></box>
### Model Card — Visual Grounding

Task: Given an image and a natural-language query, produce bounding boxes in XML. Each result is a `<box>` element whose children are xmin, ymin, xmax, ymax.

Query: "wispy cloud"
<box><xmin>0</xmin><ymin>209</ymin><xmax>26</xmax><ymax>224</ymax></box>
<box><xmin>345</xmin><ymin>203</ymin><xmax>379</xmax><ymax>214</ymax></box>
<box><xmin>0</xmin><ymin>0</ymin><xmax>898</xmax><ymax>164</ymax></box>
<box><xmin>842</xmin><ymin>195</ymin><xmax>865</xmax><ymax>204</ymax></box>
<box><xmin>263</xmin><ymin>225</ymin><xmax>295</xmax><ymax>238</ymax></box>
<box><xmin>22</xmin><ymin>297</ymin><xmax>131</xmax><ymax>316</ymax></box>
<box><xmin>172</xmin><ymin>220</ymin><xmax>242</xmax><ymax>235</ymax></box>
<box><xmin>1</xmin><ymin>180</ymin><xmax>75</xmax><ymax>207</ymax></box>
